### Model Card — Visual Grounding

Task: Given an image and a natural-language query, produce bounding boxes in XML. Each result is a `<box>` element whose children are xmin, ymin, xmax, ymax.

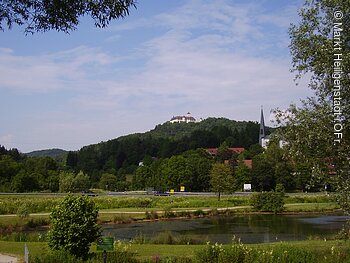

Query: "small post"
<box><xmin>24</xmin><ymin>243</ymin><xmax>29</xmax><ymax>263</ymax></box>
<box><xmin>103</xmin><ymin>250</ymin><xmax>107</xmax><ymax>263</ymax></box>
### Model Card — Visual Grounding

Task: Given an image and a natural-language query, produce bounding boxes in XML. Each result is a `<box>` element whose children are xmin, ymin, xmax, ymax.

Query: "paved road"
<box><xmin>0</xmin><ymin>254</ymin><xmax>17</xmax><ymax>263</ymax></box>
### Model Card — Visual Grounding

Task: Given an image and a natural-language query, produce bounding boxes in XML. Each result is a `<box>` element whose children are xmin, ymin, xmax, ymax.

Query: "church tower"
<box><xmin>259</xmin><ymin>107</ymin><xmax>265</xmax><ymax>146</ymax></box>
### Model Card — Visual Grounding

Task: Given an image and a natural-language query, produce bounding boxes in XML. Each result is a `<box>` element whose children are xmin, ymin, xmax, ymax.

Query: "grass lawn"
<box><xmin>284</xmin><ymin>202</ymin><xmax>340</xmax><ymax>212</ymax></box>
<box><xmin>0</xmin><ymin>241</ymin><xmax>49</xmax><ymax>261</ymax></box>
<box><xmin>1</xmin><ymin>240</ymin><xmax>349</xmax><ymax>262</ymax></box>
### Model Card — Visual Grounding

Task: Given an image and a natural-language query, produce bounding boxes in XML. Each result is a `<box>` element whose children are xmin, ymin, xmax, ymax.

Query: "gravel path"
<box><xmin>0</xmin><ymin>254</ymin><xmax>18</xmax><ymax>263</ymax></box>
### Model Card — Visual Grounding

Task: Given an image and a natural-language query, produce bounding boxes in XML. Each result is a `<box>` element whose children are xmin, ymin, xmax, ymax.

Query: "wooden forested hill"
<box><xmin>67</xmin><ymin>118</ymin><xmax>273</xmax><ymax>174</ymax></box>
<box><xmin>26</xmin><ymin>148</ymin><xmax>67</xmax><ymax>158</ymax></box>
<box><xmin>117</xmin><ymin>117</ymin><xmax>261</xmax><ymax>140</ymax></box>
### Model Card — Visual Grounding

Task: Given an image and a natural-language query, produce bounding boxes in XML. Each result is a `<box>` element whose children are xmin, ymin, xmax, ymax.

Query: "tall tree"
<box><xmin>276</xmin><ymin>0</ymin><xmax>349</xmax><ymax>210</ymax></box>
<box><xmin>1</xmin><ymin>0</ymin><xmax>136</xmax><ymax>33</ymax></box>
<box><xmin>210</xmin><ymin>163</ymin><xmax>234</xmax><ymax>201</ymax></box>
<box><xmin>161</xmin><ymin>155</ymin><xmax>192</xmax><ymax>191</ymax></box>
<box><xmin>251</xmin><ymin>153</ymin><xmax>275</xmax><ymax>191</ymax></box>
<box><xmin>234</xmin><ymin>162</ymin><xmax>252</xmax><ymax>191</ymax></box>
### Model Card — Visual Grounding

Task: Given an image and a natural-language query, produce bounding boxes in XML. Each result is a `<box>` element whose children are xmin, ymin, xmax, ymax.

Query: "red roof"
<box><xmin>206</xmin><ymin>147</ymin><xmax>245</xmax><ymax>156</ymax></box>
<box><xmin>242</xmin><ymin>159</ymin><xmax>252</xmax><ymax>168</ymax></box>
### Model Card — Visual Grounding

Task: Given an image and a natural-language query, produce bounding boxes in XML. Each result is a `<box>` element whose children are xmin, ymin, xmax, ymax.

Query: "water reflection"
<box><xmin>102</xmin><ymin>214</ymin><xmax>349</xmax><ymax>244</ymax></box>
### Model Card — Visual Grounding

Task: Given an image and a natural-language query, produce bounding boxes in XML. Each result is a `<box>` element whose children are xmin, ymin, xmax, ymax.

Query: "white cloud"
<box><xmin>0</xmin><ymin>46</ymin><xmax>117</xmax><ymax>92</ymax></box>
<box><xmin>0</xmin><ymin>0</ymin><xmax>310</xmax><ymax>151</ymax></box>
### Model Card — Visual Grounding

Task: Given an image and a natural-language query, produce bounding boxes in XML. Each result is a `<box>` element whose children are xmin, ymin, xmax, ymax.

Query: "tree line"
<box><xmin>0</xmin><ymin>138</ymin><xmax>326</xmax><ymax>194</ymax></box>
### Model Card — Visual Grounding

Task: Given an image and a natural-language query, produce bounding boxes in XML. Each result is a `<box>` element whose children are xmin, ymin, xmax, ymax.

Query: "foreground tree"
<box><xmin>0</xmin><ymin>0</ymin><xmax>136</xmax><ymax>33</ymax></box>
<box><xmin>48</xmin><ymin>195</ymin><xmax>100</xmax><ymax>260</ymax></box>
<box><xmin>275</xmin><ymin>0</ymin><xmax>349</xmax><ymax>210</ymax></box>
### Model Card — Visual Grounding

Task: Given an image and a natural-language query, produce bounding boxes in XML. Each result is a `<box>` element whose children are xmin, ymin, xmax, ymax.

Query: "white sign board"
<box><xmin>243</xmin><ymin>184</ymin><xmax>252</xmax><ymax>191</ymax></box>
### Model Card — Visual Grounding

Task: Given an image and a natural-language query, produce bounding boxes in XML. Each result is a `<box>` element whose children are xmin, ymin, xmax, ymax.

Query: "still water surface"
<box><xmin>102</xmin><ymin>214</ymin><xmax>349</xmax><ymax>244</ymax></box>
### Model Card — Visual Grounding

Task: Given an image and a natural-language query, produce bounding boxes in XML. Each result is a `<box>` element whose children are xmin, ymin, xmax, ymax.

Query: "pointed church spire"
<box><xmin>259</xmin><ymin>106</ymin><xmax>265</xmax><ymax>146</ymax></box>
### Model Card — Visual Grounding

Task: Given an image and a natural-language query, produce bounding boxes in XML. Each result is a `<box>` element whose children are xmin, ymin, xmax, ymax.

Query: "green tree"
<box><xmin>184</xmin><ymin>149</ymin><xmax>213</xmax><ymax>191</ymax></box>
<box><xmin>210</xmin><ymin>163</ymin><xmax>234</xmax><ymax>200</ymax></box>
<box><xmin>275</xmin><ymin>0</ymin><xmax>349</xmax><ymax>209</ymax></box>
<box><xmin>274</xmin><ymin>102</ymin><xmax>332</xmax><ymax>190</ymax></box>
<box><xmin>161</xmin><ymin>155</ymin><xmax>191</xmax><ymax>191</ymax></box>
<box><xmin>265</xmin><ymin>142</ymin><xmax>295</xmax><ymax>191</ymax></box>
<box><xmin>0</xmin><ymin>155</ymin><xmax>20</xmax><ymax>189</ymax></box>
<box><xmin>48</xmin><ymin>195</ymin><xmax>100</xmax><ymax>260</ymax></box>
<box><xmin>74</xmin><ymin>171</ymin><xmax>90</xmax><ymax>191</ymax></box>
<box><xmin>99</xmin><ymin>173</ymin><xmax>118</xmax><ymax>191</ymax></box>
<box><xmin>46</xmin><ymin>171</ymin><xmax>60</xmax><ymax>192</ymax></box>
<box><xmin>59</xmin><ymin>171</ymin><xmax>90</xmax><ymax>193</ymax></box>
<box><xmin>251</xmin><ymin>153</ymin><xmax>275</xmax><ymax>191</ymax></box>
<box><xmin>11</xmin><ymin>170</ymin><xmax>40</xmax><ymax>192</ymax></box>
<box><xmin>1</xmin><ymin>0</ymin><xmax>136</xmax><ymax>33</ymax></box>
<box><xmin>66</xmin><ymin>151</ymin><xmax>78</xmax><ymax>170</ymax></box>
<box><xmin>234</xmin><ymin>162</ymin><xmax>252</xmax><ymax>191</ymax></box>
<box><xmin>245</xmin><ymin>143</ymin><xmax>263</xmax><ymax>159</ymax></box>
<box><xmin>215</xmin><ymin>142</ymin><xmax>233</xmax><ymax>163</ymax></box>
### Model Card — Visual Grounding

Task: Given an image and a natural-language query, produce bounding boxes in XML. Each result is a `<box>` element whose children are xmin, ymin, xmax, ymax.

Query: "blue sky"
<box><xmin>0</xmin><ymin>0</ymin><xmax>311</xmax><ymax>152</ymax></box>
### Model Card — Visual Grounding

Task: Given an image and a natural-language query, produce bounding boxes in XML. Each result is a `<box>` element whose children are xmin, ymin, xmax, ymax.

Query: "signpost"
<box><xmin>24</xmin><ymin>243</ymin><xmax>29</xmax><ymax>263</ymax></box>
<box><xmin>97</xmin><ymin>237</ymin><xmax>114</xmax><ymax>263</ymax></box>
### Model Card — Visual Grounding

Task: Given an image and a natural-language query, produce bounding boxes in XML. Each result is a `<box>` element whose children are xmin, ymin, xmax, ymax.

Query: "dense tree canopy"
<box><xmin>0</xmin><ymin>0</ymin><xmax>136</xmax><ymax>33</ymax></box>
<box><xmin>275</xmin><ymin>0</ymin><xmax>349</xmax><ymax>208</ymax></box>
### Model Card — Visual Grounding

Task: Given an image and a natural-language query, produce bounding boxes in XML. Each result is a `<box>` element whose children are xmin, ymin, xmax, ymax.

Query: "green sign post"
<box><xmin>97</xmin><ymin>237</ymin><xmax>114</xmax><ymax>263</ymax></box>
<box><xmin>97</xmin><ymin>236</ymin><xmax>114</xmax><ymax>251</ymax></box>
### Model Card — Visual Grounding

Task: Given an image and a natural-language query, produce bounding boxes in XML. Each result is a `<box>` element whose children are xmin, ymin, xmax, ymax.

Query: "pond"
<box><xmin>102</xmin><ymin>213</ymin><xmax>349</xmax><ymax>244</ymax></box>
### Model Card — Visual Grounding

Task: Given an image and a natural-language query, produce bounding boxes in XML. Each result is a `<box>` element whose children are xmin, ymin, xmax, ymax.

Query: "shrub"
<box><xmin>196</xmin><ymin>242</ymin><xmax>316</xmax><ymax>263</ymax></box>
<box><xmin>336</xmin><ymin>220</ymin><xmax>350</xmax><ymax>240</ymax></box>
<box><xmin>275</xmin><ymin>183</ymin><xmax>286</xmax><ymax>194</ymax></box>
<box><xmin>177</xmin><ymin>235</ymin><xmax>204</xmax><ymax>245</ymax></box>
<box><xmin>250</xmin><ymin>191</ymin><xmax>285</xmax><ymax>213</ymax></box>
<box><xmin>31</xmin><ymin>250</ymin><xmax>84</xmax><ymax>263</ymax></box>
<box><xmin>17</xmin><ymin>203</ymin><xmax>30</xmax><ymax>218</ymax></box>
<box><xmin>145</xmin><ymin>210</ymin><xmax>159</xmax><ymax>220</ymax></box>
<box><xmin>267</xmin><ymin>245</ymin><xmax>315</xmax><ymax>263</ymax></box>
<box><xmin>113</xmin><ymin>214</ymin><xmax>134</xmax><ymax>224</ymax></box>
<box><xmin>131</xmin><ymin>232</ymin><xmax>147</xmax><ymax>244</ymax></box>
<box><xmin>25</xmin><ymin>218</ymin><xmax>50</xmax><ymax>228</ymax></box>
<box><xmin>47</xmin><ymin>195</ymin><xmax>100</xmax><ymax>260</ymax></box>
<box><xmin>141</xmin><ymin>256</ymin><xmax>192</xmax><ymax>263</ymax></box>
<box><xmin>176</xmin><ymin>211</ymin><xmax>191</xmax><ymax>218</ymax></box>
<box><xmin>151</xmin><ymin>231</ymin><xmax>178</xmax><ymax>244</ymax></box>
<box><xmin>192</xmin><ymin>209</ymin><xmax>205</xmax><ymax>217</ymax></box>
<box><xmin>196</xmin><ymin>242</ymin><xmax>224</xmax><ymax>263</ymax></box>
<box><xmin>163</xmin><ymin>206</ymin><xmax>176</xmax><ymax>218</ymax></box>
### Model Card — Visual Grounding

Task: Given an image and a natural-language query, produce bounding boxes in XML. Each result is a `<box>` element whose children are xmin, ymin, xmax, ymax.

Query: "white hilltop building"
<box><xmin>170</xmin><ymin>112</ymin><xmax>199</xmax><ymax>123</ymax></box>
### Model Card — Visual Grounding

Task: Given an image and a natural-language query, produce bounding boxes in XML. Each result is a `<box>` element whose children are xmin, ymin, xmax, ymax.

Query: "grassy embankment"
<box><xmin>1</xmin><ymin>240</ymin><xmax>350</xmax><ymax>262</ymax></box>
<box><xmin>0</xmin><ymin>193</ymin><xmax>340</xmax><ymax>229</ymax></box>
